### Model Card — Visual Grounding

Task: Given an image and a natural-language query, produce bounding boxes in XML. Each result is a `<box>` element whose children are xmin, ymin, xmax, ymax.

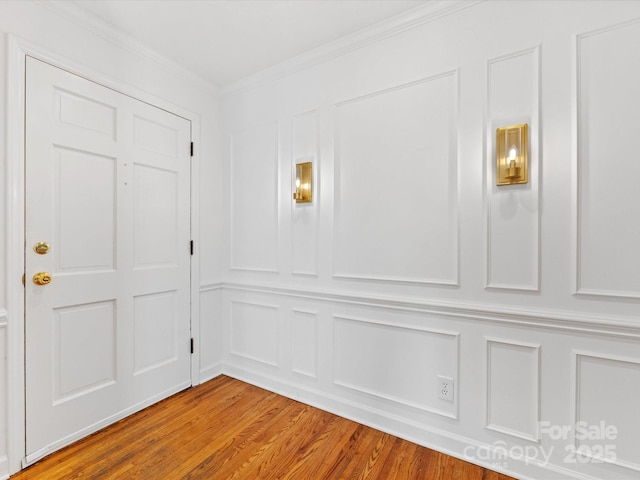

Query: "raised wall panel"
<box><xmin>133</xmin><ymin>291</ymin><xmax>178</xmax><ymax>375</ymax></box>
<box><xmin>54</xmin><ymin>147</ymin><xmax>116</xmax><ymax>273</ymax></box>
<box><xmin>576</xmin><ymin>21</ymin><xmax>640</xmax><ymax>298</ymax></box>
<box><xmin>486</xmin><ymin>47</ymin><xmax>539</xmax><ymax>291</ymax></box>
<box><xmin>291</xmin><ymin>111</ymin><xmax>318</xmax><ymax>277</ymax></box>
<box><xmin>230</xmin><ymin>300</ymin><xmax>279</xmax><ymax>367</ymax></box>
<box><xmin>230</xmin><ymin>123</ymin><xmax>279</xmax><ymax>272</ymax></box>
<box><xmin>291</xmin><ymin>309</ymin><xmax>317</xmax><ymax>377</ymax></box>
<box><xmin>134</xmin><ymin>164</ymin><xmax>178</xmax><ymax>268</ymax></box>
<box><xmin>575</xmin><ymin>352</ymin><xmax>640</xmax><ymax>471</ymax></box>
<box><xmin>199</xmin><ymin>287</ymin><xmax>223</xmax><ymax>375</ymax></box>
<box><xmin>334</xmin><ymin>315</ymin><xmax>458</xmax><ymax>418</ymax></box>
<box><xmin>53</xmin><ymin>301</ymin><xmax>116</xmax><ymax>404</ymax></box>
<box><xmin>334</xmin><ymin>72</ymin><xmax>458</xmax><ymax>285</ymax></box>
<box><xmin>0</xmin><ymin>322</ymin><xmax>6</xmax><ymax>461</ymax></box>
<box><xmin>486</xmin><ymin>338</ymin><xmax>540</xmax><ymax>441</ymax></box>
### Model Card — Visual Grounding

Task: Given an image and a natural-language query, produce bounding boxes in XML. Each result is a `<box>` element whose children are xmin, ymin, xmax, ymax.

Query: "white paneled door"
<box><xmin>24</xmin><ymin>57</ymin><xmax>192</xmax><ymax>462</ymax></box>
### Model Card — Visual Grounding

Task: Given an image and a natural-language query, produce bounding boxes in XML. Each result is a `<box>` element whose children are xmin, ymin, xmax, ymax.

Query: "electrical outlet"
<box><xmin>437</xmin><ymin>376</ymin><xmax>454</xmax><ymax>402</ymax></box>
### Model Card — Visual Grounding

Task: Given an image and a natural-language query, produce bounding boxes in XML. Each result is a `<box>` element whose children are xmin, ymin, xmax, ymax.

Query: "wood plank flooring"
<box><xmin>13</xmin><ymin>376</ymin><xmax>516</xmax><ymax>479</ymax></box>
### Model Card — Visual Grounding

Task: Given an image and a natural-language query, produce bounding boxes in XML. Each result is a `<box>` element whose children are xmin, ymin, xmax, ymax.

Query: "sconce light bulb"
<box><xmin>295</xmin><ymin>178</ymin><xmax>301</xmax><ymax>188</ymax></box>
<box><xmin>508</xmin><ymin>147</ymin><xmax>517</xmax><ymax>161</ymax></box>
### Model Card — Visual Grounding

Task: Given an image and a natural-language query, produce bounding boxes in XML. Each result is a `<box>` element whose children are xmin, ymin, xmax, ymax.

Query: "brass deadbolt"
<box><xmin>33</xmin><ymin>242</ymin><xmax>50</xmax><ymax>255</ymax></box>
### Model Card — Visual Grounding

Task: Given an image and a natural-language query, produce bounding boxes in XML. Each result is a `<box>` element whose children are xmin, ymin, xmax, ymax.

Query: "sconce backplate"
<box><xmin>293</xmin><ymin>161</ymin><xmax>313</xmax><ymax>203</ymax></box>
<box><xmin>496</xmin><ymin>123</ymin><xmax>528</xmax><ymax>186</ymax></box>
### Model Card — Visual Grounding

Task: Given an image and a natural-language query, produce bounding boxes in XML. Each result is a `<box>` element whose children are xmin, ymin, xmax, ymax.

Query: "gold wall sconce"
<box><xmin>496</xmin><ymin>123</ymin><xmax>528</xmax><ymax>186</ymax></box>
<box><xmin>293</xmin><ymin>161</ymin><xmax>312</xmax><ymax>203</ymax></box>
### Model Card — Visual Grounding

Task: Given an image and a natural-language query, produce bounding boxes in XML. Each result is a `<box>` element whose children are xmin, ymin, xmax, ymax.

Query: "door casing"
<box><xmin>5</xmin><ymin>35</ymin><xmax>202</xmax><ymax>475</ymax></box>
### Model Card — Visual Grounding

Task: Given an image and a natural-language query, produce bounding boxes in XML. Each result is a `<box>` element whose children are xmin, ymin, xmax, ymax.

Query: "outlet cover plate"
<box><xmin>437</xmin><ymin>375</ymin><xmax>454</xmax><ymax>402</ymax></box>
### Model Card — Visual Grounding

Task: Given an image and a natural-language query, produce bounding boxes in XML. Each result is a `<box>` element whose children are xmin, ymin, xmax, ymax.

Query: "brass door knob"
<box><xmin>33</xmin><ymin>272</ymin><xmax>52</xmax><ymax>286</ymax></box>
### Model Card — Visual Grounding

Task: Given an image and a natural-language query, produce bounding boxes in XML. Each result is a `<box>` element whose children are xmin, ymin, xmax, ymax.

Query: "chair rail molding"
<box><xmin>222</xmin><ymin>282</ymin><xmax>640</xmax><ymax>339</ymax></box>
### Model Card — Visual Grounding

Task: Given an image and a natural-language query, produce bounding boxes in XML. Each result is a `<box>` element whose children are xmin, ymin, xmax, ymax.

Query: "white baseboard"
<box><xmin>221</xmin><ymin>363</ymin><xmax>596</xmax><ymax>480</ymax></box>
<box><xmin>0</xmin><ymin>454</ymin><xmax>8</xmax><ymax>480</ymax></box>
<box><xmin>199</xmin><ymin>363</ymin><xmax>224</xmax><ymax>384</ymax></box>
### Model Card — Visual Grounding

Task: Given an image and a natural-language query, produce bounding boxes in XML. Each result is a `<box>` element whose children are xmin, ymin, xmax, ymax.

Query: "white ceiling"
<box><xmin>64</xmin><ymin>0</ymin><xmax>428</xmax><ymax>88</ymax></box>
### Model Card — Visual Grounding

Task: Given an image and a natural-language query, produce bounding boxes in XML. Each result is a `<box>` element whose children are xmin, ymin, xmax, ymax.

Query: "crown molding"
<box><xmin>37</xmin><ymin>0</ymin><xmax>219</xmax><ymax>96</ymax></box>
<box><xmin>221</xmin><ymin>0</ymin><xmax>483</xmax><ymax>96</ymax></box>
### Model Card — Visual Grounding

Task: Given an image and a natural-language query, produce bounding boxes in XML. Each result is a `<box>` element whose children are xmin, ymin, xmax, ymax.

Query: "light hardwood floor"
<box><xmin>13</xmin><ymin>375</ymin><xmax>515</xmax><ymax>479</ymax></box>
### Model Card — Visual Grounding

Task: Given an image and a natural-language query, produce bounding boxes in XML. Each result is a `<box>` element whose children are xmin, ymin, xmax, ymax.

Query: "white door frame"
<box><xmin>5</xmin><ymin>35</ymin><xmax>201</xmax><ymax>475</ymax></box>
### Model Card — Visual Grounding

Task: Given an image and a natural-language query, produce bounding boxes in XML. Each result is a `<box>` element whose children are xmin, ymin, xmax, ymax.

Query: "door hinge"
<box><xmin>190</xmin><ymin>142</ymin><xmax>194</xmax><ymax>157</ymax></box>
<box><xmin>190</xmin><ymin>240</ymin><xmax>194</xmax><ymax>255</ymax></box>
<box><xmin>190</xmin><ymin>338</ymin><xmax>194</xmax><ymax>354</ymax></box>
<box><xmin>22</xmin><ymin>273</ymin><xmax>25</xmax><ymax>286</ymax></box>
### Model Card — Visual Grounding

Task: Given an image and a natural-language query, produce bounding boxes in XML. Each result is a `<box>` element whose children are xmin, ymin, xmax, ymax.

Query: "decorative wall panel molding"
<box><xmin>333</xmin><ymin>315</ymin><xmax>458</xmax><ymax>418</ymax></box>
<box><xmin>199</xmin><ymin>288</ymin><xmax>223</xmax><ymax>376</ymax></box>
<box><xmin>291</xmin><ymin>308</ymin><xmax>318</xmax><ymax>378</ymax></box>
<box><xmin>486</xmin><ymin>338</ymin><xmax>540</xmax><ymax>441</ymax></box>
<box><xmin>291</xmin><ymin>110</ymin><xmax>319</xmax><ymax>277</ymax></box>
<box><xmin>575</xmin><ymin>20</ymin><xmax>640</xmax><ymax>299</ymax></box>
<box><xmin>485</xmin><ymin>46</ymin><xmax>540</xmax><ymax>291</ymax></box>
<box><xmin>230</xmin><ymin>123</ymin><xmax>280</xmax><ymax>273</ymax></box>
<box><xmin>230</xmin><ymin>300</ymin><xmax>279</xmax><ymax>367</ymax></box>
<box><xmin>199</xmin><ymin>282</ymin><xmax>223</xmax><ymax>293</ymax></box>
<box><xmin>574</xmin><ymin>351</ymin><xmax>640</xmax><ymax>471</ymax></box>
<box><xmin>0</xmin><ymin>323</ymin><xmax>6</xmax><ymax>475</ymax></box>
<box><xmin>334</xmin><ymin>72</ymin><xmax>459</xmax><ymax>286</ymax></box>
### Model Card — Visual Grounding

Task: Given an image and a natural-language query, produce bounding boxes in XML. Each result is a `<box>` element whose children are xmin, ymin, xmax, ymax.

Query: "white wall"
<box><xmin>0</xmin><ymin>1</ymin><xmax>224</xmax><ymax>475</ymax></box>
<box><xmin>220</xmin><ymin>1</ymin><xmax>640</xmax><ymax>479</ymax></box>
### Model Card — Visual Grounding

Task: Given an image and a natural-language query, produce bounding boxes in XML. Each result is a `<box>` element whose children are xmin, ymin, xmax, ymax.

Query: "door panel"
<box><xmin>53</xmin><ymin>301</ymin><xmax>117</xmax><ymax>403</ymax></box>
<box><xmin>133</xmin><ymin>291</ymin><xmax>178</xmax><ymax>374</ymax></box>
<box><xmin>134</xmin><ymin>164</ymin><xmax>179</xmax><ymax>267</ymax></box>
<box><xmin>55</xmin><ymin>147</ymin><xmax>116</xmax><ymax>272</ymax></box>
<box><xmin>25</xmin><ymin>56</ymin><xmax>192</xmax><ymax>461</ymax></box>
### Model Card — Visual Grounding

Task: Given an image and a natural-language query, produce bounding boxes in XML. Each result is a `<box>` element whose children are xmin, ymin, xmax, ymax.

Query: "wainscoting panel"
<box><xmin>334</xmin><ymin>72</ymin><xmax>458</xmax><ymax>285</ymax></box>
<box><xmin>575</xmin><ymin>352</ymin><xmax>640</xmax><ymax>471</ymax></box>
<box><xmin>291</xmin><ymin>308</ymin><xmax>318</xmax><ymax>378</ymax></box>
<box><xmin>0</xmin><ymin>316</ymin><xmax>8</xmax><ymax>471</ymax></box>
<box><xmin>220</xmin><ymin>281</ymin><xmax>640</xmax><ymax>480</ymax></box>
<box><xmin>333</xmin><ymin>315</ymin><xmax>458</xmax><ymax>418</ymax></box>
<box><xmin>291</xmin><ymin>110</ymin><xmax>318</xmax><ymax>277</ymax></box>
<box><xmin>230</xmin><ymin>300</ymin><xmax>279</xmax><ymax>367</ymax></box>
<box><xmin>199</xmin><ymin>285</ymin><xmax>223</xmax><ymax>380</ymax></box>
<box><xmin>230</xmin><ymin>123</ymin><xmax>279</xmax><ymax>273</ymax></box>
<box><xmin>576</xmin><ymin>20</ymin><xmax>640</xmax><ymax>298</ymax></box>
<box><xmin>486</xmin><ymin>47</ymin><xmax>539</xmax><ymax>291</ymax></box>
<box><xmin>486</xmin><ymin>338</ymin><xmax>540</xmax><ymax>441</ymax></box>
